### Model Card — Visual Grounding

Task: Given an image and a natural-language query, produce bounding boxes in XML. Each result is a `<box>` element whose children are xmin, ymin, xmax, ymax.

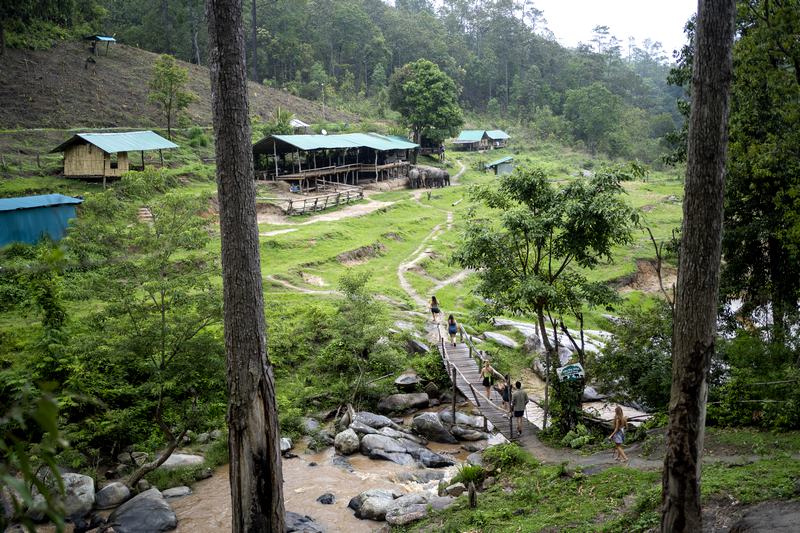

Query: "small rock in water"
<box><xmin>194</xmin><ymin>467</ymin><xmax>213</xmax><ymax>481</ymax></box>
<box><xmin>158</xmin><ymin>453</ymin><xmax>204</xmax><ymax>470</ymax></box>
<box><xmin>285</xmin><ymin>511</ymin><xmax>325</xmax><ymax>533</ymax></box>
<box><xmin>334</xmin><ymin>428</ymin><xmax>360</xmax><ymax>455</ymax></box>
<box><xmin>308</xmin><ymin>462</ymin><xmax>317</xmax><ymax>467</ymax></box>
<box><xmin>280</xmin><ymin>437</ymin><xmax>293</xmax><ymax>453</ymax></box>
<box><xmin>162</xmin><ymin>486</ymin><xmax>192</xmax><ymax>499</ymax></box>
<box><xmin>316</xmin><ymin>493</ymin><xmax>335</xmax><ymax>505</ymax></box>
<box><xmin>136</xmin><ymin>479</ymin><xmax>151</xmax><ymax>493</ymax></box>
<box><xmin>331</xmin><ymin>455</ymin><xmax>354</xmax><ymax>471</ymax></box>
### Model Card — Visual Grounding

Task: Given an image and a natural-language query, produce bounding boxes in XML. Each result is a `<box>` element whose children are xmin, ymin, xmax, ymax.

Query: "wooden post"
<box><xmin>273</xmin><ymin>143</ymin><xmax>278</xmax><ymax>178</ymax></box>
<box><xmin>141</xmin><ymin>150</ymin><xmax>145</xmax><ymax>170</ymax></box>
<box><xmin>468</xmin><ymin>482</ymin><xmax>477</xmax><ymax>508</ymax></box>
<box><xmin>36</xmin><ymin>153</ymin><xmax>40</xmax><ymax>168</ymax></box>
<box><xmin>452</xmin><ymin>367</ymin><xmax>457</xmax><ymax>425</ymax></box>
<box><xmin>159</xmin><ymin>149</ymin><xmax>164</xmax><ymax>167</ymax></box>
<box><xmin>507</xmin><ymin>373</ymin><xmax>513</xmax><ymax>439</ymax></box>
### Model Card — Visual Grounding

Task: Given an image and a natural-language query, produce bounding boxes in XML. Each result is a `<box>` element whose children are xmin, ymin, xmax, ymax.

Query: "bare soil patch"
<box><xmin>613</xmin><ymin>259</ymin><xmax>676</xmax><ymax>295</ymax></box>
<box><xmin>300</xmin><ymin>271</ymin><xmax>327</xmax><ymax>287</ymax></box>
<box><xmin>336</xmin><ymin>242</ymin><xmax>386</xmax><ymax>266</ymax></box>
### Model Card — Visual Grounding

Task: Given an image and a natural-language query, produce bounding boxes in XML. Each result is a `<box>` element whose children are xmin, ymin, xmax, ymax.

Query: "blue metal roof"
<box><xmin>86</xmin><ymin>35</ymin><xmax>116</xmax><ymax>42</ymax></box>
<box><xmin>254</xmin><ymin>133</ymin><xmax>418</xmax><ymax>155</ymax></box>
<box><xmin>485</xmin><ymin>156</ymin><xmax>514</xmax><ymax>168</ymax></box>
<box><xmin>486</xmin><ymin>130</ymin><xmax>510</xmax><ymax>140</ymax></box>
<box><xmin>51</xmin><ymin>131</ymin><xmax>178</xmax><ymax>154</ymax></box>
<box><xmin>0</xmin><ymin>194</ymin><xmax>83</xmax><ymax>212</ymax></box>
<box><xmin>454</xmin><ymin>130</ymin><xmax>487</xmax><ymax>143</ymax></box>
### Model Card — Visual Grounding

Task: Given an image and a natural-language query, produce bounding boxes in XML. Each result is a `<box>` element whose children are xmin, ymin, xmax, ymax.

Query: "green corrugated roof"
<box><xmin>454</xmin><ymin>130</ymin><xmax>487</xmax><ymax>143</ymax></box>
<box><xmin>485</xmin><ymin>156</ymin><xmax>514</xmax><ymax>168</ymax></box>
<box><xmin>51</xmin><ymin>131</ymin><xmax>178</xmax><ymax>154</ymax></box>
<box><xmin>486</xmin><ymin>129</ymin><xmax>510</xmax><ymax>140</ymax></box>
<box><xmin>255</xmin><ymin>133</ymin><xmax>418</xmax><ymax>154</ymax></box>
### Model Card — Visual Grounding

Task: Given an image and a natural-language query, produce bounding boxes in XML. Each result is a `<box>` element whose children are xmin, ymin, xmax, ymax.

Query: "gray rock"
<box><xmin>196</xmin><ymin>432</ymin><xmax>210</xmax><ymax>445</ymax></box>
<box><xmin>378</xmin><ymin>426</ymin><xmax>424</xmax><ymax>444</ymax></box>
<box><xmin>316</xmin><ymin>492</ymin><xmax>335</xmax><ymax>505</ymax></box>
<box><xmin>393</xmin><ymin>320</ymin><xmax>416</xmax><ymax>332</ymax></box>
<box><xmin>136</xmin><ymin>480</ymin><xmax>151</xmax><ymax>493</ymax></box>
<box><xmin>348</xmin><ymin>489</ymin><xmax>401</xmax><ymax>515</ymax></box>
<box><xmin>424</xmin><ymin>382</ymin><xmax>440</xmax><ymax>399</ymax></box>
<box><xmin>194</xmin><ymin>467</ymin><xmax>212</xmax><ymax>481</ymax></box>
<box><xmin>405</xmin><ymin>338</ymin><xmax>430</xmax><ymax>354</ymax></box>
<box><xmin>62</xmin><ymin>473</ymin><xmax>95</xmax><ymax>518</ymax></box>
<box><xmin>280</xmin><ymin>437</ymin><xmax>293</xmax><ymax>453</ymax></box>
<box><xmin>334</xmin><ymin>429</ymin><xmax>360</xmax><ymax>455</ymax></box>
<box><xmin>466</xmin><ymin>451</ymin><xmax>484</xmax><ymax>467</ymax></box>
<box><xmin>482</xmin><ymin>477</ymin><xmax>496</xmax><ymax>490</ymax></box>
<box><xmin>107</xmin><ymin>488</ymin><xmax>177</xmax><ymax>533</ymax></box>
<box><xmin>395</xmin><ymin>470</ymin><xmax>446</xmax><ymax>483</ymax></box>
<box><xmin>385</xmin><ymin>503</ymin><xmax>429</xmax><ymax>526</ymax></box>
<box><xmin>301</xmin><ymin>418</ymin><xmax>321</xmax><ymax>434</ymax></box>
<box><xmin>394</xmin><ymin>371</ymin><xmax>421</xmax><ymax>392</ymax></box>
<box><xmin>483</xmin><ymin>332</ymin><xmax>519</xmax><ymax>349</ymax></box>
<box><xmin>331</xmin><ymin>455</ymin><xmax>353</xmax><ymax>471</ymax></box>
<box><xmin>414</xmin><ymin>448</ymin><xmax>456</xmax><ymax>468</ymax></box>
<box><xmin>377</xmin><ymin>393</ymin><xmax>429</xmax><ymax>414</ymax></box>
<box><xmin>428</xmin><ymin>495</ymin><xmax>455</xmax><ymax>510</ymax></box>
<box><xmin>582</xmin><ymin>386</ymin><xmax>606</xmax><ymax>402</ymax></box>
<box><xmin>353</xmin><ymin>411</ymin><xmax>395</xmax><ymax>429</ymax></box>
<box><xmin>158</xmin><ymin>453</ymin><xmax>203</xmax><ymax>470</ymax></box>
<box><xmin>209</xmin><ymin>429</ymin><xmax>222</xmax><ymax>440</ymax></box>
<box><xmin>449</xmin><ymin>425</ymin><xmax>489</xmax><ymax>441</ymax></box>
<box><xmin>359</xmin><ymin>434</ymin><xmax>415</xmax><ymax>465</ymax></box>
<box><xmin>438</xmin><ymin>410</ymin><xmax>485</xmax><ymax>430</ymax></box>
<box><xmin>359</xmin><ymin>494</ymin><xmax>397</xmax><ymax>521</ymax></box>
<box><xmin>461</xmin><ymin>440</ymin><xmax>489</xmax><ymax>453</ymax></box>
<box><xmin>729</xmin><ymin>501</ymin><xmax>800</xmax><ymax>532</ymax></box>
<box><xmin>95</xmin><ymin>482</ymin><xmax>131</xmax><ymax>510</ymax></box>
<box><xmin>285</xmin><ymin>511</ymin><xmax>325</xmax><ymax>532</ymax></box>
<box><xmin>412</xmin><ymin>412</ymin><xmax>458</xmax><ymax>444</ymax></box>
<box><xmin>349</xmin><ymin>421</ymin><xmax>379</xmax><ymax>435</ymax></box>
<box><xmin>445</xmin><ymin>482</ymin><xmax>466</xmax><ymax>497</ymax></box>
<box><xmin>523</xmin><ymin>333</ymin><xmax>543</xmax><ymax>355</ymax></box>
<box><xmin>162</xmin><ymin>486</ymin><xmax>191</xmax><ymax>499</ymax></box>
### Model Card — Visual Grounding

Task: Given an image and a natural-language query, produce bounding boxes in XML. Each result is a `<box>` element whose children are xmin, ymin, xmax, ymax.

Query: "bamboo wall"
<box><xmin>63</xmin><ymin>144</ymin><xmax>129</xmax><ymax>177</ymax></box>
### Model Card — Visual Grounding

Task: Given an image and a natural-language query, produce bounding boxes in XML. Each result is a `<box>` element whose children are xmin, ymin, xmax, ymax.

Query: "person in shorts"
<box><xmin>429</xmin><ymin>295</ymin><xmax>441</xmax><ymax>323</ymax></box>
<box><xmin>511</xmin><ymin>381</ymin><xmax>529</xmax><ymax>436</ymax></box>
<box><xmin>447</xmin><ymin>314</ymin><xmax>458</xmax><ymax>346</ymax></box>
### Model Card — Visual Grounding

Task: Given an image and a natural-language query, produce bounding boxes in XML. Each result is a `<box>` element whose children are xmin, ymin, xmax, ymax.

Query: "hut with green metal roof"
<box><xmin>452</xmin><ymin>130</ymin><xmax>490</xmax><ymax>151</ymax></box>
<box><xmin>486</xmin><ymin>129</ymin><xmax>510</xmax><ymax>148</ymax></box>
<box><xmin>51</xmin><ymin>131</ymin><xmax>178</xmax><ymax>180</ymax></box>
<box><xmin>485</xmin><ymin>155</ymin><xmax>514</xmax><ymax>175</ymax></box>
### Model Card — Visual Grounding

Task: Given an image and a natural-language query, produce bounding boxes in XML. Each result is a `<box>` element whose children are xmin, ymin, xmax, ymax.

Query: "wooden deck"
<box><xmin>256</xmin><ymin>161</ymin><xmax>410</xmax><ymax>189</ymax></box>
<box><xmin>257</xmin><ymin>181</ymin><xmax>364</xmax><ymax>216</ymax></box>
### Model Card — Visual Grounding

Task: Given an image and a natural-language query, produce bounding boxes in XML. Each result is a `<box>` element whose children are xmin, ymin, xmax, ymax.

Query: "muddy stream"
<box><xmin>172</xmin><ymin>443</ymin><xmax>466</xmax><ymax>532</ymax></box>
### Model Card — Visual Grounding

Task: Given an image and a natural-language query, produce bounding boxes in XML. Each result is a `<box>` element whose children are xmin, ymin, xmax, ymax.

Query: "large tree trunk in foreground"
<box><xmin>661</xmin><ymin>1</ymin><xmax>735</xmax><ymax>531</ymax></box>
<box><xmin>206</xmin><ymin>0</ymin><xmax>285</xmax><ymax>531</ymax></box>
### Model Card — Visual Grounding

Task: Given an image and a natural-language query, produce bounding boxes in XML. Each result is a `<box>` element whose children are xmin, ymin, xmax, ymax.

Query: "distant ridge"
<box><xmin>0</xmin><ymin>41</ymin><xmax>356</xmax><ymax>129</ymax></box>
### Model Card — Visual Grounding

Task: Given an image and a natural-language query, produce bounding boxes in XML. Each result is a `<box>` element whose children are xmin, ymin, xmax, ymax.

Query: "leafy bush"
<box><xmin>410</xmin><ymin>351</ymin><xmax>449</xmax><ymax>387</ymax></box>
<box><xmin>483</xmin><ymin>443</ymin><xmax>536</xmax><ymax>469</ymax></box>
<box><xmin>451</xmin><ymin>464</ymin><xmax>485</xmax><ymax>485</ymax></box>
<box><xmin>559</xmin><ymin>424</ymin><xmax>594</xmax><ymax>449</ymax></box>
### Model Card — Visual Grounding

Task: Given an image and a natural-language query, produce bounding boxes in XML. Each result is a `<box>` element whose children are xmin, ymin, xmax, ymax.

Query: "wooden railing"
<box><xmin>257</xmin><ymin>187</ymin><xmax>364</xmax><ymax>216</ymax></box>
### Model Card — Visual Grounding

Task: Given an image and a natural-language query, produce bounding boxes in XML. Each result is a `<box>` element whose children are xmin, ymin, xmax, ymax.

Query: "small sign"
<box><xmin>556</xmin><ymin>363</ymin><xmax>585</xmax><ymax>382</ymax></box>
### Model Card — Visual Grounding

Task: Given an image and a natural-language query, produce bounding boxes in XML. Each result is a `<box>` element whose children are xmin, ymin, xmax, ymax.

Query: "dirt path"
<box><xmin>265</xmin><ymin>275</ymin><xmax>340</xmax><ymax>295</ymax></box>
<box><xmin>257</xmin><ymin>198</ymin><xmax>394</xmax><ymax>225</ymax></box>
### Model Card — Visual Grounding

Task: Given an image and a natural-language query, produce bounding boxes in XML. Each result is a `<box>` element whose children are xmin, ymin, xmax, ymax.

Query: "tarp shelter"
<box><xmin>0</xmin><ymin>194</ymin><xmax>83</xmax><ymax>247</ymax></box>
<box><xmin>289</xmin><ymin>118</ymin><xmax>311</xmax><ymax>134</ymax></box>
<box><xmin>486</xmin><ymin>129</ymin><xmax>510</xmax><ymax>148</ymax></box>
<box><xmin>51</xmin><ymin>131</ymin><xmax>178</xmax><ymax>180</ymax></box>
<box><xmin>252</xmin><ymin>133</ymin><xmax>418</xmax><ymax>189</ymax></box>
<box><xmin>85</xmin><ymin>35</ymin><xmax>116</xmax><ymax>55</ymax></box>
<box><xmin>485</xmin><ymin>156</ymin><xmax>514</xmax><ymax>175</ymax></box>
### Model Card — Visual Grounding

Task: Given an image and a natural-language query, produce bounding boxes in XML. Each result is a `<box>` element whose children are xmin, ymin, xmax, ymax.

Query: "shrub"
<box><xmin>559</xmin><ymin>424</ymin><xmax>594</xmax><ymax>449</ymax></box>
<box><xmin>451</xmin><ymin>464</ymin><xmax>485</xmax><ymax>486</ymax></box>
<box><xmin>483</xmin><ymin>443</ymin><xmax>536</xmax><ymax>469</ymax></box>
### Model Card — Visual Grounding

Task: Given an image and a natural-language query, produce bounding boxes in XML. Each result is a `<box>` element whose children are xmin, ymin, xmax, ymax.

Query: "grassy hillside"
<box><xmin>0</xmin><ymin>40</ymin><xmax>356</xmax><ymax>129</ymax></box>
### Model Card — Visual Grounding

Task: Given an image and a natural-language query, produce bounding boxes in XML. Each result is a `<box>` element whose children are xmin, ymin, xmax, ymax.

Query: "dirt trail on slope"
<box><xmin>257</xmin><ymin>198</ymin><xmax>394</xmax><ymax>225</ymax></box>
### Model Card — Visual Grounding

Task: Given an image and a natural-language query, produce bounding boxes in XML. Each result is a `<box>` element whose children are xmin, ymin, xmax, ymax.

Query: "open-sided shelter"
<box><xmin>452</xmin><ymin>130</ymin><xmax>490</xmax><ymax>151</ymax></box>
<box><xmin>51</xmin><ymin>131</ymin><xmax>178</xmax><ymax>180</ymax></box>
<box><xmin>0</xmin><ymin>194</ymin><xmax>82</xmax><ymax>247</ymax></box>
<box><xmin>486</xmin><ymin>129</ymin><xmax>510</xmax><ymax>148</ymax></box>
<box><xmin>85</xmin><ymin>35</ymin><xmax>116</xmax><ymax>55</ymax></box>
<box><xmin>252</xmin><ymin>133</ymin><xmax>418</xmax><ymax>191</ymax></box>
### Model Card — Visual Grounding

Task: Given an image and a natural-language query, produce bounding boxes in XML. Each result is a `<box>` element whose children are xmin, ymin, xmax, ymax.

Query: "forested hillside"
<box><xmin>3</xmin><ymin>0</ymin><xmax>682</xmax><ymax>162</ymax></box>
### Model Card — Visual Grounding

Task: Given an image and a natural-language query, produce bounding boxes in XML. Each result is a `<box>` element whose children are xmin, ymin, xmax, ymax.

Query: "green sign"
<box><xmin>556</xmin><ymin>363</ymin><xmax>585</xmax><ymax>382</ymax></box>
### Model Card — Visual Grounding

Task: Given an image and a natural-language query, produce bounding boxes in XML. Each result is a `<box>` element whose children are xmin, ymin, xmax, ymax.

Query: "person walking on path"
<box><xmin>447</xmin><ymin>314</ymin><xmax>458</xmax><ymax>346</ymax></box>
<box><xmin>480</xmin><ymin>361</ymin><xmax>501</xmax><ymax>400</ymax></box>
<box><xmin>429</xmin><ymin>296</ymin><xmax>441</xmax><ymax>323</ymax></box>
<box><xmin>496</xmin><ymin>380</ymin><xmax>511</xmax><ymax>412</ymax></box>
<box><xmin>511</xmin><ymin>381</ymin><xmax>529</xmax><ymax>436</ymax></box>
<box><xmin>609</xmin><ymin>406</ymin><xmax>629</xmax><ymax>462</ymax></box>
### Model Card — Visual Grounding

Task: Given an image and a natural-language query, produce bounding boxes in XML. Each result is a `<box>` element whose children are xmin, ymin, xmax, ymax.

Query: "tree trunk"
<box><xmin>0</xmin><ymin>20</ymin><xmax>5</xmax><ymax>56</ymax></box>
<box><xmin>251</xmin><ymin>0</ymin><xmax>258</xmax><ymax>81</ymax></box>
<box><xmin>661</xmin><ymin>1</ymin><xmax>735</xmax><ymax>531</ymax></box>
<box><xmin>206</xmin><ymin>1</ymin><xmax>286</xmax><ymax>531</ymax></box>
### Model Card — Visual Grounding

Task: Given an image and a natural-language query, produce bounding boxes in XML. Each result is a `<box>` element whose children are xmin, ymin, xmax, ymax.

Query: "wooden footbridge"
<box><xmin>434</xmin><ymin>322</ymin><xmax>542</xmax><ymax>442</ymax></box>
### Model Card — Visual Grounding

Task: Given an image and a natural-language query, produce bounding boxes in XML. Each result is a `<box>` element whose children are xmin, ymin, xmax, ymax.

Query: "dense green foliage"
<box><xmin>148</xmin><ymin>54</ymin><xmax>197</xmax><ymax>140</ymax></box>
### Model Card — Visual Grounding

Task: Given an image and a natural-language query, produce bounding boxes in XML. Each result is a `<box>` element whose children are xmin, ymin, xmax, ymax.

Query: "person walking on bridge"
<box><xmin>480</xmin><ymin>360</ymin><xmax>501</xmax><ymax>400</ymax></box>
<box><xmin>447</xmin><ymin>314</ymin><xmax>458</xmax><ymax>346</ymax></box>
<box><xmin>511</xmin><ymin>381</ymin><xmax>529</xmax><ymax>436</ymax></box>
<box><xmin>430</xmin><ymin>295</ymin><xmax>441</xmax><ymax>324</ymax></box>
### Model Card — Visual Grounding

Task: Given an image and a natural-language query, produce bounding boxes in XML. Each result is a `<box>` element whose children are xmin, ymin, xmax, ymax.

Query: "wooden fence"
<box><xmin>257</xmin><ymin>186</ymin><xmax>364</xmax><ymax>216</ymax></box>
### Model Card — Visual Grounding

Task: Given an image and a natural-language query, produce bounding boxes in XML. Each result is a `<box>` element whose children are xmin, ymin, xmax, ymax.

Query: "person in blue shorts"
<box><xmin>609</xmin><ymin>406</ymin><xmax>629</xmax><ymax>462</ymax></box>
<box><xmin>447</xmin><ymin>314</ymin><xmax>458</xmax><ymax>346</ymax></box>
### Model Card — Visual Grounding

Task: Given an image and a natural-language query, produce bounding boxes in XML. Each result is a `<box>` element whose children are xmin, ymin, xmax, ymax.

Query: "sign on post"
<box><xmin>556</xmin><ymin>363</ymin><xmax>585</xmax><ymax>382</ymax></box>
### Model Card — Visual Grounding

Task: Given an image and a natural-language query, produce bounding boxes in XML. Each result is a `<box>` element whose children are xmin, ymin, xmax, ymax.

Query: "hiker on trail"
<box><xmin>480</xmin><ymin>360</ymin><xmax>500</xmax><ymax>399</ymax></box>
<box><xmin>511</xmin><ymin>381</ymin><xmax>529</xmax><ymax>436</ymax></box>
<box><xmin>609</xmin><ymin>406</ymin><xmax>629</xmax><ymax>462</ymax></box>
<box><xmin>439</xmin><ymin>144</ymin><xmax>446</xmax><ymax>162</ymax></box>
<box><xmin>496</xmin><ymin>380</ymin><xmax>511</xmax><ymax>412</ymax></box>
<box><xmin>430</xmin><ymin>296</ymin><xmax>441</xmax><ymax>323</ymax></box>
<box><xmin>447</xmin><ymin>314</ymin><xmax>458</xmax><ymax>346</ymax></box>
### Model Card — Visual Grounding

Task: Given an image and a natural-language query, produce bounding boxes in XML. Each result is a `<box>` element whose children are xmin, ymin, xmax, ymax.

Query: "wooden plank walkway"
<box><xmin>434</xmin><ymin>326</ymin><xmax>539</xmax><ymax>442</ymax></box>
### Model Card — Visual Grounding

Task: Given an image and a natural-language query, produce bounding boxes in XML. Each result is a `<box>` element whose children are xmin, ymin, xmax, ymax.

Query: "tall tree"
<box><xmin>147</xmin><ymin>54</ymin><xmax>197</xmax><ymax>140</ymax></box>
<box><xmin>206</xmin><ymin>0</ymin><xmax>286</xmax><ymax>530</ymax></box>
<box><xmin>661</xmin><ymin>0</ymin><xmax>736</xmax><ymax>531</ymax></box>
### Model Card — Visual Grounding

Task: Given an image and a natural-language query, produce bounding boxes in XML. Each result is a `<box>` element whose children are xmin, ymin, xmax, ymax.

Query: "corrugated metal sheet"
<box><xmin>485</xmin><ymin>156</ymin><xmax>514</xmax><ymax>168</ymax></box>
<box><xmin>86</xmin><ymin>35</ymin><xmax>116</xmax><ymax>42</ymax></box>
<box><xmin>51</xmin><ymin>131</ymin><xmax>178</xmax><ymax>154</ymax></box>
<box><xmin>255</xmin><ymin>133</ymin><xmax>419</xmax><ymax>154</ymax></box>
<box><xmin>454</xmin><ymin>130</ymin><xmax>486</xmax><ymax>143</ymax></box>
<box><xmin>486</xmin><ymin>130</ymin><xmax>510</xmax><ymax>140</ymax></box>
<box><xmin>0</xmin><ymin>194</ymin><xmax>82</xmax><ymax>246</ymax></box>
<box><xmin>0</xmin><ymin>194</ymin><xmax>83</xmax><ymax>212</ymax></box>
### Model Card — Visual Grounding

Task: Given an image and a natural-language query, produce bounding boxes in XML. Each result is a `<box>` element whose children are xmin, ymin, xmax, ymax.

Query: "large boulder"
<box><xmin>405</xmin><ymin>338</ymin><xmax>430</xmax><ymax>355</ymax></box>
<box><xmin>158</xmin><ymin>453</ymin><xmax>204</xmax><ymax>470</ymax></box>
<box><xmin>95</xmin><ymin>482</ymin><xmax>131</xmax><ymax>510</ymax></box>
<box><xmin>394</xmin><ymin>371</ymin><xmax>422</xmax><ymax>392</ymax></box>
<box><xmin>353</xmin><ymin>411</ymin><xmax>395</xmax><ymax>429</ymax></box>
<box><xmin>438</xmin><ymin>409</ymin><xmax>486</xmax><ymax>430</ymax></box>
<box><xmin>523</xmin><ymin>333</ymin><xmax>543</xmax><ymax>355</ymax></box>
<box><xmin>424</xmin><ymin>381</ymin><xmax>440</xmax><ymax>399</ymax></box>
<box><xmin>729</xmin><ymin>501</ymin><xmax>800</xmax><ymax>532</ymax></box>
<box><xmin>107</xmin><ymin>488</ymin><xmax>177</xmax><ymax>533</ymax></box>
<box><xmin>358</xmin><ymin>494</ymin><xmax>397</xmax><ymax>521</ymax></box>
<box><xmin>412</xmin><ymin>412</ymin><xmax>458</xmax><ymax>444</ymax></box>
<box><xmin>348</xmin><ymin>421</ymin><xmax>379</xmax><ymax>435</ymax></box>
<box><xmin>359</xmin><ymin>434</ymin><xmax>415</xmax><ymax>465</ymax></box>
<box><xmin>348</xmin><ymin>488</ymin><xmax>401</xmax><ymax>515</ymax></box>
<box><xmin>61</xmin><ymin>473</ymin><xmax>95</xmax><ymax>518</ymax></box>
<box><xmin>466</xmin><ymin>451</ymin><xmax>484</xmax><ymax>467</ymax></box>
<box><xmin>377</xmin><ymin>393</ymin><xmax>429</xmax><ymax>414</ymax></box>
<box><xmin>378</xmin><ymin>426</ymin><xmax>424</xmax><ymax>444</ymax></box>
<box><xmin>483</xmin><ymin>332</ymin><xmax>519</xmax><ymax>349</ymax></box>
<box><xmin>162</xmin><ymin>486</ymin><xmax>192</xmax><ymax>499</ymax></box>
<box><xmin>285</xmin><ymin>511</ymin><xmax>325</xmax><ymax>532</ymax></box>
<box><xmin>450</xmin><ymin>425</ymin><xmax>489</xmax><ymax>441</ymax></box>
<box><xmin>334</xmin><ymin>429</ymin><xmax>360</xmax><ymax>455</ymax></box>
<box><xmin>384</xmin><ymin>494</ymin><xmax>429</xmax><ymax>525</ymax></box>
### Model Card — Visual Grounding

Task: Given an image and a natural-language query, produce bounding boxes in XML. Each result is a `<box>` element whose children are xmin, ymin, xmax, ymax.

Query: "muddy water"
<box><xmin>172</xmin><ymin>447</ymin><xmax>459</xmax><ymax>533</ymax></box>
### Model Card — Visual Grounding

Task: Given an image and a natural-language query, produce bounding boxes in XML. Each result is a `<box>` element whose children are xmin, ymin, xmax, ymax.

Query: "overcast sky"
<box><xmin>533</xmin><ymin>0</ymin><xmax>697</xmax><ymax>58</ymax></box>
